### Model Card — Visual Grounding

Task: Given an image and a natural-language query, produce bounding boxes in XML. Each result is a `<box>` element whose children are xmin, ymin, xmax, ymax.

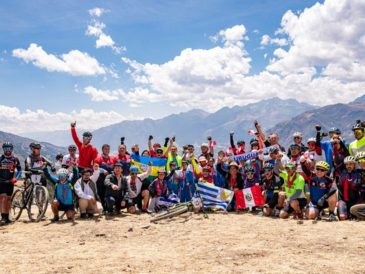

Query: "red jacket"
<box><xmin>71</xmin><ymin>128</ymin><xmax>98</xmax><ymax>169</ymax></box>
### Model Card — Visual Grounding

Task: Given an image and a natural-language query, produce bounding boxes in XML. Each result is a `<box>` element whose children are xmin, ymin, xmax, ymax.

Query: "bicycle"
<box><xmin>11</xmin><ymin>170</ymin><xmax>49</xmax><ymax>222</ymax></box>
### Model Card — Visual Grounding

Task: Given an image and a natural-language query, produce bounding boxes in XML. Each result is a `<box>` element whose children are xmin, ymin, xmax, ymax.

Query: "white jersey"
<box><xmin>62</xmin><ymin>154</ymin><xmax>79</xmax><ymax>167</ymax></box>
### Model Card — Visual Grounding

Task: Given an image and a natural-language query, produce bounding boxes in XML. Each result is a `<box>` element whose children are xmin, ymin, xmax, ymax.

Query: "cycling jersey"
<box><xmin>62</xmin><ymin>154</ymin><xmax>79</xmax><ymax>168</ymax></box>
<box><xmin>71</xmin><ymin>127</ymin><xmax>98</xmax><ymax>169</ymax></box>
<box><xmin>349</xmin><ymin>136</ymin><xmax>365</xmax><ymax>156</ymax></box>
<box><xmin>0</xmin><ymin>154</ymin><xmax>21</xmax><ymax>183</ymax></box>
<box><xmin>280</xmin><ymin>171</ymin><xmax>305</xmax><ymax>199</ymax></box>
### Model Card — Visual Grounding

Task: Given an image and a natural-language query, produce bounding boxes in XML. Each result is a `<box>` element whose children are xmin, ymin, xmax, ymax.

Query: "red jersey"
<box><xmin>71</xmin><ymin>127</ymin><xmax>98</xmax><ymax>169</ymax></box>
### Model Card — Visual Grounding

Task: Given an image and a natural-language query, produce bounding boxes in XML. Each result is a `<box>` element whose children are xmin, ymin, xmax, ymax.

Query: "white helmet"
<box><xmin>57</xmin><ymin>168</ymin><xmax>69</xmax><ymax>179</ymax></box>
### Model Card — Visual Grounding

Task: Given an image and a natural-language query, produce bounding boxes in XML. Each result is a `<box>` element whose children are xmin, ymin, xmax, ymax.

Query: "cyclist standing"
<box><xmin>0</xmin><ymin>142</ymin><xmax>21</xmax><ymax>225</ymax></box>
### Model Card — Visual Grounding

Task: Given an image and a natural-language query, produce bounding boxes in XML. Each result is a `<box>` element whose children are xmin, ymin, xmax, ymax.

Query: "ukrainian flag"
<box><xmin>131</xmin><ymin>155</ymin><xmax>167</xmax><ymax>177</ymax></box>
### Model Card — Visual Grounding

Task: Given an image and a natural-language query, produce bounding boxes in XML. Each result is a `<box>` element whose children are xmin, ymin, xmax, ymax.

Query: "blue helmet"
<box><xmin>129</xmin><ymin>165</ymin><xmax>139</xmax><ymax>174</ymax></box>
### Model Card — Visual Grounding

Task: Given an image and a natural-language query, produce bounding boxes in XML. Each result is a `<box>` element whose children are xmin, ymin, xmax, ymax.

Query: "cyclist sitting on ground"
<box><xmin>337</xmin><ymin>156</ymin><xmax>360</xmax><ymax>220</ymax></box>
<box><xmin>301</xmin><ymin>160</ymin><xmax>337</xmax><ymax>221</ymax></box>
<box><xmin>279</xmin><ymin>161</ymin><xmax>307</xmax><ymax>220</ymax></box>
<box><xmin>261</xmin><ymin>163</ymin><xmax>284</xmax><ymax>217</ymax></box>
<box><xmin>125</xmin><ymin>163</ymin><xmax>152</xmax><ymax>214</ymax></box>
<box><xmin>148</xmin><ymin>168</ymin><xmax>175</xmax><ymax>212</ymax></box>
<box><xmin>0</xmin><ymin>142</ymin><xmax>21</xmax><ymax>225</ymax></box>
<box><xmin>44</xmin><ymin>167</ymin><xmax>78</xmax><ymax>222</ymax></box>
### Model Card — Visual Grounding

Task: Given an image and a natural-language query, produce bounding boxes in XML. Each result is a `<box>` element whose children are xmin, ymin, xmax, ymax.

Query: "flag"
<box><xmin>248</xmin><ymin>130</ymin><xmax>256</xmax><ymax>135</ymax></box>
<box><xmin>156</xmin><ymin>194</ymin><xmax>179</xmax><ymax>209</ymax></box>
<box><xmin>197</xmin><ymin>181</ymin><xmax>234</xmax><ymax>211</ymax></box>
<box><xmin>235</xmin><ymin>186</ymin><xmax>265</xmax><ymax>210</ymax></box>
<box><xmin>131</xmin><ymin>155</ymin><xmax>167</xmax><ymax>177</ymax></box>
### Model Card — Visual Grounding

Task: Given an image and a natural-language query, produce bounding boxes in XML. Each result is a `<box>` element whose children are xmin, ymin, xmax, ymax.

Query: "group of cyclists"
<box><xmin>0</xmin><ymin>118</ymin><xmax>365</xmax><ymax>225</ymax></box>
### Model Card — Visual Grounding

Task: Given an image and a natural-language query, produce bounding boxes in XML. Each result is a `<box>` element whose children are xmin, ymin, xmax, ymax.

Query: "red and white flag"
<box><xmin>235</xmin><ymin>186</ymin><xmax>265</xmax><ymax>210</ymax></box>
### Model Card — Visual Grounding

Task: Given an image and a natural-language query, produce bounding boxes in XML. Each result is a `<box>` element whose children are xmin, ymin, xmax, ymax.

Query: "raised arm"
<box><xmin>71</xmin><ymin>122</ymin><xmax>82</xmax><ymax>148</ymax></box>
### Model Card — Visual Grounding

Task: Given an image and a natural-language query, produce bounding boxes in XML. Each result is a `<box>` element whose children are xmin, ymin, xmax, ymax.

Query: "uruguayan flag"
<box><xmin>197</xmin><ymin>181</ymin><xmax>234</xmax><ymax>211</ymax></box>
<box><xmin>156</xmin><ymin>194</ymin><xmax>180</xmax><ymax>209</ymax></box>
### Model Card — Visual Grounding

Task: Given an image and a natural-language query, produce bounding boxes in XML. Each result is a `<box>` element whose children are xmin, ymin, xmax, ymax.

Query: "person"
<box><xmin>255</xmin><ymin>121</ymin><xmax>285</xmax><ymax>152</ymax></box>
<box><xmin>74</xmin><ymin>167</ymin><xmax>103</xmax><ymax>218</ymax></box>
<box><xmin>70</xmin><ymin>121</ymin><xmax>98</xmax><ymax>172</ymax></box>
<box><xmin>0</xmin><ymin>142</ymin><xmax>21</xmax><ymax>225</ymax></box>
<box><xmin>302</xmin><ymin>136</ymin><xmax>324</xmax><ymax>172</ymax></box>
<box><xmin>288</xmin><ymin>143</ymin><xmax>304</xmax><ymax>174</ymax></box>
<box><xmin>200</xmin><ymin>138</ymin><xmax>214</xmax><ymax>161</ymax></box>
<box><xmin>349</xmin><ymin>152</ymin><xmax>365</xmax><ymax>219</ymax></box>
<box><xmin>148</xmin><ymin>135</ymin><xmax>167</xmax><ymax>158</ymax></box>
<box><xmin>125</xmin><ymin>164</ymin><xmax>152</xmax><ymax>213</ymax></box>
<box><xmin>173</xmin><ymin>160</ymin><xmax>196</xmax><ymax>202</ymax></box>
<box><xmin>148</xmin><ymin>168</ymin><xmax>175</xmax><ymax>212</ymax></box>
<box><xmin>113</xmin><ymin>144</ymin><xmax>131</xmax><ymax>176</ymax></box>
<box><xmin>242</xmin><ymin>166</ymin><xmax>260</xmax><ymax>189</ymax></box>
<box><xmin>166</xmin><ymin>142</ymin><xmax>182</xmax><ymax>172</ymax></box>
<box><xmin>287</xmin><ymin>132</ymin><xmax>307</xmax><ymax>157</ymax></box>
<box><xmin>25</xmin><ymin>142</ymin><xmax>53</xmax><ymax>186</ymax></box>
<box><xmin>44</xmin><ymin>167</ymin><xmax>77</xmax><ymax>222</ymax></box>
<box><xmin>349</xmin><ymin>120</ymin><xmax>365</xmax><ymax>156</ymax></box>
<box><xmin>62</xmin><ymin>144</ymin><xmax>79</xmax><ymax>169</ymax></box>
<box><xmin>229</xmin><ymin>132</ymin><xmax>245</xmax><ymax>155</ymax></box>
<box><xmin>301</xmin><ymin>160</ymin><xmax>337</xmax><ymax>221</ymax></box>
<box><xmin>259</xmin><ymin>146</ymin><xmax>289</xmax><ymax>175</ymax></box>
<box><xmin>104</xmin><ymin>162</ymin><xmax>128</xmax><ymax>215</ymax></box>
<box><xmin>261</xmin><ymin>163</ymin><xmax>284</xmax><ymax>217</ymax></box>
<box><xmin>279</xmin><ymin>161</ymin><xmax>307</xmax><ymax>219</ymax></box>
<box><xmin>94</xmin><ymin>144</ymin><xmax>114</xmax><ymax>211</ymax></box>
<box><xmin>337</xmin><ymin>156</ymin><xmax>360</xmax><ymax>220</ymax></box>
<box><xmin>331</xmin><ymin>135</ymin><xmax>349</xmax><ymax>181</ymax></box>
<box><xmin>54</xmin><ymin>153</ymin><xmax>64</xmax><ymax>171</ymax></box>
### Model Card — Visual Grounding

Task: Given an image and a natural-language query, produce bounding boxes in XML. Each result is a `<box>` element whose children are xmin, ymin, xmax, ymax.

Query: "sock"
<box><xmin>1</xmin><ymin>213</ymin><xmax>9</xmax><ymax>220</ymax></box>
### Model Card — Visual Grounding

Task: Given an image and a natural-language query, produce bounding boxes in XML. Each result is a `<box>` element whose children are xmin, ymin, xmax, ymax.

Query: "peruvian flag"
<box><xmin>235</xmin><ymin>186</ymin><xmax>265</xmax><ymax>210</ymax></box>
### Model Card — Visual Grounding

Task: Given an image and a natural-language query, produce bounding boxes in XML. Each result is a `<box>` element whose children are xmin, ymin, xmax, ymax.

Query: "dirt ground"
<box><xmin>1</xmin><ymin>209</ymin><xmax>365</xmax><ymax>274</ymax></box>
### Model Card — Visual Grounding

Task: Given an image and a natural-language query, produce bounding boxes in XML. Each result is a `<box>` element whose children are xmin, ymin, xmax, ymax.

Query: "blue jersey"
<box><xmin>55</xmin><ymin>181</ymin><xmax>74</xmax><ymax>205</ymax></box>
<box><xmin>309</xmin><ymin>175</ymin><xmax>333</xmax><ymax>204</ymax></box>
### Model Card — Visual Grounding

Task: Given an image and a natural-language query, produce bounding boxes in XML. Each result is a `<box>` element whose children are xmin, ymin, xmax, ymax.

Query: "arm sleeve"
<box><xmin>300</xmin><ymin>161</ymin><xmax>311</xmax><ymax>177</ymax></box>
<box><xmin>43</xmin><ymin>166</ymin><xmax>58</xmax><ymax>184</ymax></box>
<box><xmin>74</xmin><ymin>181</ymin><xmax>92</xmax><ymax>200</ymax></box>
<box><xmin>139</xmin><ymin>166</ymin><xmax>152</xmax><ymax>181</ymax></box>
<box><xmin>71</xmin><ymin>127</ymin><xmax>82</xmax><ymax>148</ymax></box>
<box><xmin>315</xmin><ymin>131</ymin><xmax>322</xmax><ymax>155</ymax></box>
<box><xmin>230</xmin><ymin>135</ymin><xmax>236</xmax><ymax>149</ymax></box>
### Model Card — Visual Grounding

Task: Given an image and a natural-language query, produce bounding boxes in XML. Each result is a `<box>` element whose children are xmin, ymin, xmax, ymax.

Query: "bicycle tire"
<box><xmin>151</xmin><ymin>206</ymin><xmax>189</xmax><ymax>222</ymax></box>
<box><xmin>10</xmin><ymin>189</ymin><xmax>24</xmax><ymax>221</ymax></box>
<box><xmin>27</xmin><ymin>185</ymin><xmax>49</xmax><ymax>222</ymax></box>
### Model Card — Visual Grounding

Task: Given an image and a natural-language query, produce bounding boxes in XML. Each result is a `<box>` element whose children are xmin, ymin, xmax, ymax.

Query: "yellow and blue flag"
<box><xmin>131</xmin><ymin>155</ymin><xmax>167</xmax><ymax>177</ymax></box>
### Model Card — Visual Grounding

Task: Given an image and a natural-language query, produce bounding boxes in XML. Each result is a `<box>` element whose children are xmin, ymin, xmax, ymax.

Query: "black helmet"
<box><xmin>352</xmin><ymin>120</ymin><xmax>364</xmax><ymax>131</ymax></box>
<box><xmin>83</xmin><ymin>131</ymin><xmax>93</xmax><ymax>138</ymax></box>
<box><xmin>29</xmin><ymin>142</ymin><xmax>41</xmax><ymax>149</ymax></box>
<box><xmin>329</xmin><ymin>127</ymin><xmax>341</xmax><ymax>135</ymax></box>
<box><xmin>245</xmin><ymin>167</ymin><xmax>255</xmax><ymax>173</ymax></box>
<box><xmin>2</xmin><ymin>142</ymin><xmax>13</xmax><ymax>149</ymax></box>
<box><xmin>68</xmin><ymin>144</ymin><xmax>77</xmax><ymax>150</ymax></box>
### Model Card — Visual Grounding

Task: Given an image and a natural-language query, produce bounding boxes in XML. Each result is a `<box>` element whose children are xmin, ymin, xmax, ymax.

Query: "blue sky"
<box><xmin>1</xmin><ymin>0</ymin><xmax>364</xmax><ymax>133</ymax></box>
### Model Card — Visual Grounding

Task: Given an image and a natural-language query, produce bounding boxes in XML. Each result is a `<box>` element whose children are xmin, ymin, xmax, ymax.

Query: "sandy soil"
<box><xmin>1</xmin><ymin>209</ymin><xmax>365</xmax><ymax>274</ymax></box>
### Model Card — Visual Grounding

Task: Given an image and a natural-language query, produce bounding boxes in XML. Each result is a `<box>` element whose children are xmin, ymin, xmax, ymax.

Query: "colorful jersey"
<box><xmin>307</xmin><ymin>174</ymin><xmax>333</xmax><ymax>204</ymax></box>
<box><xmin>62</xmin><ymin>154</ymin><xmax>79</xmax><ymax>167</ymax></box>
<box><xmin>280</xmin><ymin>171</ymin><xmax>305</xmax><ymax>199</ymax></box>
<box><xmin>261</xmin><ymin>174</ymin><xmax>283</xmax><ymax>193</ymax></box>
<box><xmin>71</xmin><ymin>127</ymin><xmax>98</xmax><ymax>169</ymax></box>
<box><xmin>349</xmin><ymin>136</ymin><xmax>365</xmax><ymax>156</ymax></box>
<box><xmin>338</xmin><ymin>171</ymin><xmax>360</xmax><ymax>202</ymax></box>
<box><xmin>0</xmin><ymin>155</ymin><xmax>21</xmax><ymax>183</ymax></box>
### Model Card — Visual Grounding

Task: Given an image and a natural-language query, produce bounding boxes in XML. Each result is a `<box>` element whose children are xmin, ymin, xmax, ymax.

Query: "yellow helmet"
<box><xmin>315</xmin><ymin>161</ymin><xmax>330</xmax><ymax>171</ymax></box>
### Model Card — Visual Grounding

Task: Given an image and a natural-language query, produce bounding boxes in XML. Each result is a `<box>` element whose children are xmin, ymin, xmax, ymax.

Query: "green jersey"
<box><xmin>280</xmin><ymin>171</ymin><xmax>305</xmax><ymax>199</ymax></box>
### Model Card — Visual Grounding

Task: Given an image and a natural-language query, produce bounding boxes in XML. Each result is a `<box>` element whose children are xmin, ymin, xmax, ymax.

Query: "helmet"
<box><xmin>307</xmin><ymin>137</ymin><xmax>316</xmax><ymax>144</ymax></box>
<box><xmin>29</xmin><ymin>142</ymin><xmax>41</xmax><ymax>149</ymax></box>
<box><xmin>269</xmin><ymin>146</ymin><xmax>279</xmax><ymax>154</ymax></box>
<box><xmin>263</xmin><ymin>163</ymin><xmax>274</xmax><ymax>170</ymax></box>
<box><xmin>289</xmin><ymin>143</ymin><xmax>300</xmax><ymax>149</ymax></box>
<box><xmin>2</xmin><ymin>142</ymin><xmax>13</xmax><ymax>149</ymax></box>
<box><xmin>352</xmin><ymin>120</ymin><xmax>364</xmax><ymax>131</ymax></box>
<box><xmin>237</xmin><ymin>140</ymin><xmax>245</xmax><ymax>145</ymax></box>
<box><xmin>355</xmin><ymin>152</ymin><xmax>365</xmax><ymax>161</ymax></box>
<box><xmin>245</xmin><ymin>167</ymin><xmax>255</xmax><ymax>174</ymax></box>
<box><xmin>157</xmin><ymin>167</ymin><xmax>166</xmax><ymax>174</ymax></box>
<box><xmin>198</xmin><ymin>156</ymin><xmax>207</xmax><ymax>162</ymax></box>
<box><xmin>315</xmin><ymin>161</ymin><xmax>330</xmax><ymax>171</ymax></box>
<box><xmin>153</xmin><ymin>143</ymin><xmax>161</xmax><ymax>148</ymax></box>
<box><xmin>229</xmin><ymin>161</ymin><xmax>239</xmax><ymax>168</ymax></box>
<box><xmin>113</xmin><ymin>161</ymin><xmax>123</xmax><ymax>168</ymax></box>
<box><xmin>57</xmin><ymin>168</ymin><xmax>69</xmax><ymax>179</ymax></box>
<box><xmin>329</xmin><ymin>127</ymin><xmax>341</xmax><ymax>135</ymax></box>
<box><xmin>82</xmin><ymin>131</ymin><xmax>93</xmax><ymax>138</ymax></box>
<box><xmin>293</xmin><ymin>132</ymin><xmax>303</xmax><ymax>138</ymax></box>
<box><xmin>344</xmin><ymin>156</ymin><xmax>356</xmax><ymax>164</ymax></box>
<box><xmin>68</xmin><ymin>144</ymin><xmax>77</xmax><ymax>150</ymax></box>
<box><xmin>129</xmin><ymin>165</ymin><xmax>139</xmax><ymax>174</ymax></box>
<box><xmin>285</xmin><ymin>161</ymin><xmax>297</xmax><ymax>168</ymax></box>
<box><xmin>201</xmin><ymin>143</ymin><xmax>209</xmax><ymax>148</ymax></box>
<box><xmin>250</xmin><ymin>138</ymin><xmax>259</xmax><ymax>147</ymax></box>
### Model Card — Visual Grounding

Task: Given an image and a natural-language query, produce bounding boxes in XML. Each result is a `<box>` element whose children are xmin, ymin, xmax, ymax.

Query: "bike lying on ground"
<box><xmin>11</xmin><ymin>171</ymin><xmax>49</xmax><ymax>222</ymax></box>
<box><xmin>150</xmin><ymin>201</ymin><xmax>193</xmax><ymax>223</ymax></box>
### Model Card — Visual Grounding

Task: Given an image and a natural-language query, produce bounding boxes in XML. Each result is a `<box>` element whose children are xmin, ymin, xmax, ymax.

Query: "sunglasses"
<box><xmin>264</xmin><ymin>169</ymin><xmax>272</xmax><ymax>173</ymax></box>
<box><xmin>3</xmin><ymin>147</ymin><xmax>13</xmax><ymax>152</ymax></box>
<box><xmin>83</xmin><ymin>136</ymin><xmax>92</xmax><ymax>140</ymax></box>
<box><xmin>294</xmin><ymin>136</ymin><xmax>301</xmax><ymax>139</ymax></box>
<box><xmin>130</xmin><ymin>172</ymin><xmax>137</xmax><ymax>175</ymax></box>
<box><xmin>285</xmin><ymin>166</ymin><xmax>296</xmax><ymax>171</ymax></box>
<box><xmin>316</xmin><ymin>168</ymin><xmax>326</xmax><ymax>172</ymax></box>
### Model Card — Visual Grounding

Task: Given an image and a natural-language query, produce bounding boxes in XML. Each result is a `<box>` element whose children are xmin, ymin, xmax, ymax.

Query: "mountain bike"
<box><xmin>11</xmin><ymin>170</ymin><xmax>49</xmax><ymax>222</ymax></box>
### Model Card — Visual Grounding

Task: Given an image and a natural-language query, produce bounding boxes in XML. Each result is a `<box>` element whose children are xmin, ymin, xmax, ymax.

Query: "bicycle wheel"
<box><xmin>151</xmin><ymin>206</ymin><xmax>189</xmax><ymax>223</ymax></box>
<box><xmin>10</xmin><ymin>189</ymin><xmax>24</xmax><ymax>221</ymax></box>
<box><xmin>27</xmin><ymin>185</ymin><xmax>49</xmax><ymax>222</ymax></box>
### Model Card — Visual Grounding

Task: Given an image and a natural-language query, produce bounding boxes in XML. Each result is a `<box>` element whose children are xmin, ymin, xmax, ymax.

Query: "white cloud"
<box><xmin>88</xmin><ymin>7</ymin><xmax>106</xmax><ymax>18</ymax></box>
<box><xmin>267</xmin><ymin>0</ymin><xmax>365</xmax><ymax>79</ymax></box>
<box><xmin>260</xmin><ymin>34</ymin><xmax>288</xmax><ymax>47</ymax></box>
<box><xmin>0</xmin><ymin>105</ymin><xmax>133</xmax><ymax>134</ymax></box>
<box><xmin>83</xmin><ymin>86</ymin><xmax>123</xmax><ymax>102</ymax></box>
<box><xmin>116</xmin><ymin>0</ymin><xmax>365</xmax><ymax>110</ymax></box>
<box><xmin>86</xmin><ymin>8</ymin><xmax>126</xmax><ymax>54</ymax></box>
<box><xmin>12</xmin><ymin>43</ymin><xmax>106</xmax><ymax>76</ymax></box>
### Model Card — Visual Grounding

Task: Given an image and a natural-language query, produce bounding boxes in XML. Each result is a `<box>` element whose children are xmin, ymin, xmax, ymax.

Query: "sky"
<box><xmin>1</xmin><ymin>0</ymin><xmax>364</xmax><ymax>134</ymax></box>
